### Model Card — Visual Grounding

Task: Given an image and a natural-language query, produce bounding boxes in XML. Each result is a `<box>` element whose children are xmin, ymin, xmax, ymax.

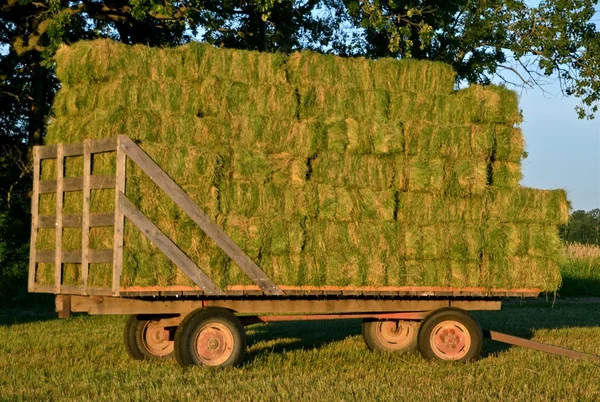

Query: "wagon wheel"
<box><xmin>124</xmin><ymin>315</ymin><xmax>175</xmax><ymax>360</ymax></box>
<box><xmin>362</xmin><ymin>319</ymin><xmax>419</xmax><ymax>353</ymax></box>
<box><xmin>418</xmin><ymin>308</ymin><xmax>483</xmax><ymax>362</ymax></box>
<box><xmin>174</xmin><ymin>308</ymin><xmax>246</xmax><ymax>367</ymax></box>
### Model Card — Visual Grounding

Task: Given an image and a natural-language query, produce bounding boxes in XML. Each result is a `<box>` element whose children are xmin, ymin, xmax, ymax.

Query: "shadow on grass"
<box><xmin>243</xmin><ymin>301</ymin><xmax>600</xmax><ymax>362</ymax></box>
<box><xmin>558</xmin><ymin>276</ymin><xmax>600</xmax><ymax>297</ymax></box>
<box><xmin>0</xmin><ymin>308</ymin><xmax>57</xmax><ymax>326</ymax></box>
<box><xmin>244</xmin><ymin>319</ymin><xmax>361</xmax><ymax>363</ymax></box>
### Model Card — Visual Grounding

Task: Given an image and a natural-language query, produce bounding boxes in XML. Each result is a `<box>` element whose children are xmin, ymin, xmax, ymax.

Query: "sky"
<box><xmin>518</xmin><ymin>87</ymin><xmax>600</xmax><ymax>212</ymax></box>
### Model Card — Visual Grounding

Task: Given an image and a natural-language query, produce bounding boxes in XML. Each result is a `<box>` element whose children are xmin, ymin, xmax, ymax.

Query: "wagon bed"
<box><xmin>31</xmin><ymin>136</ymin><xmax>588</xmax><ymax>367</ymax></box>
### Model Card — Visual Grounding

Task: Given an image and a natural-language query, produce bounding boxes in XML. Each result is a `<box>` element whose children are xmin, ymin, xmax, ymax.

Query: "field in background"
<box><xmin>560</xmin><ymin>243</ymin><xmax>600</xmax><ymax>297</ymax></box>
<box><xmin>1</xmin><ymin>303</ymin><xmax>600</xmax><ymax>400</ymax></box>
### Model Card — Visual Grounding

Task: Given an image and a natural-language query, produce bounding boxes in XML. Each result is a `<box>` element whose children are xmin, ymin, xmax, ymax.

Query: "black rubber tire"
<box><xmin>418</xmin><ymin>308</ymin><xmax>483</xmax><ymax>362</ymax></box>
<box><xmin>124</xmin><ymin>315</ymin><xmax>175</xmax><ymax>360</ymax></box>
<box><xmin>174</xmin><ymin>308</ymin><xmax>246</xmax><ymax>367</ymax></box>
<box><xmin>362</xmin><ymin>319</ymin><xmax>419</xmax><ymax>353</ymax></box>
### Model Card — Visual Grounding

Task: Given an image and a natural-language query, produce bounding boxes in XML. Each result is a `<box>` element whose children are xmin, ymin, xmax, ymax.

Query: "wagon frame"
<box><xmin>28</xmin><ymin>136</ymin><xmax>598</xmax><ymax>365</ymax></box>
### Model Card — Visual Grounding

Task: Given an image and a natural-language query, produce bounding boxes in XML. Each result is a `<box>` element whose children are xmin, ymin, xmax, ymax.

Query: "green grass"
<box><xmin>1</xmin><ymin>302</ymin><xmax>600</xmax><ymax>401</ymax></box>
<box><xmin>560</xmin><ymin>243</ymin><xmax>600</xmax><ymax>297</ymax></box>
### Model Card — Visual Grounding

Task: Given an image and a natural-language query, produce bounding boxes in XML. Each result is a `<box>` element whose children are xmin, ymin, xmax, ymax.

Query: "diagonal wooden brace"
<box><xmin>118</xmin><ymin>192</ymin><xmax>224</xmax><ymax>296</ymax></box>
<box><xmin>119</xmin><ymin>135</ymin><xmax>284</xmax><ymax>296</ymax></box>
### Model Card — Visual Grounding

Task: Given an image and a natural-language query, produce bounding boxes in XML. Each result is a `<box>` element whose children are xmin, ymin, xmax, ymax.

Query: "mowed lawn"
<box><xmin>1</xmin><ymin>301</ymin><xmax>600</xmax><ymax>401</ymax></box>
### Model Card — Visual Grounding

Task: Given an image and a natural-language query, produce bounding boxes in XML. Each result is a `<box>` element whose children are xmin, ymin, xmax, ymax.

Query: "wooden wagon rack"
<box><xmin>28</xmin><ymin>135</ymin><xmax>541</xmax><ymax>300</ymax></box>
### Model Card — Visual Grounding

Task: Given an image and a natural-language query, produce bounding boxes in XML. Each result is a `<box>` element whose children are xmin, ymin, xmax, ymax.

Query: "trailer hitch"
<box><xmin>483</xmin><ymin>329</ymin><xmax>600</xmax><ymax>362</ymax></box>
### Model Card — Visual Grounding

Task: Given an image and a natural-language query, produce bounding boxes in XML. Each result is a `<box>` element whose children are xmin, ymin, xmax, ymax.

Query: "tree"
<box><xmin>560</xmin><ymin>209</ymin><xmax>600</xmax><ymax>245</ymax></box>
<box><xmin>339</xmin><ymin>0</ymin><xmax>600</xmax><ymax>118</ymax></box>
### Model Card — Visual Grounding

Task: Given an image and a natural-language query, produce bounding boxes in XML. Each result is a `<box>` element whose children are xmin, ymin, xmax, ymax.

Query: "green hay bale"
<box><xmin>35</xmin><ymin>263</ymin><xmax>54</xmax><ymax>285</ymax></box>
<box><xmin>229</xmin><ymin>117</ymin><xmax>326</xmax><ymax>156</ymax></box>
<box><xmin>389</xmin><ymin>86</ymin><xmax>522</xmax><ymax>125</ymax></box>
<box><xmin>298</xmin><ymin>86</ymin><xmax>389</xmax><ymax>120</ymax></box>
<box><xmin>450</xmin><ymin>261</ymin><xmax>482</xmax><ymax>288</ymax></box>
<box><xmin>219</xmin><ymin>181</ymin><xmax>317</xmax><ymax>218</ymax></box>
<box><xmin>371</xmin><ymin>58</ymin><xmax>456</xmax><ymax>94</ymax></box>
<box><xmin>488</xmin><ymin>188</ymin><xmax>569</xmax><ymax>225</ymax></box>
<box><xmin>494</xmin><ymin>126</ymin><xmax>526</xmax><ymax>162</ymax></box>
<box><xmin>196</xmin><ymin>77</ymin><xmax>297</xmax><ymax>119</ymax></box>
<box><xmin>316</xmin><ymin>185</ymin><xmax>395</xmax><ymax>221</ymax></box>
<box><xmin>445</xmin><ymin>159</ymin><xmax>489</xmax><ymax>196</ymax></box>
<box><xmin>310</xmin><ymin>152</ymin><xmax>395</xmax><ymax>190</ymax></box>
<box><xmin>406</xmin><ymin>158</ymin><xmax>444</xmax><ymax>193</ymax></box>
<box><xmin>55</xmin><ymin>40</ymin><xmax>184</xmax><ymax>86</ymax></box>
<box><xmin>48</xmin><ymin>112</ymin><xmax>327</xmax><ymax>157</ymax></box>
<box><xmin>286</xmin><ymin>52</ymin><xmax>373</xmax><ymax>90</ymax></box>
<box><xmin>403</xmin><ymin>121</ymin><xmax>494</xmax><ymax>160</ymax></box>
<box><xmin>483</xmin><ymin>256</ymin><xmax>561</xmax><ymax>291</ymax></box>
<box><xmin>483</xmin><ymin>223</ymin><xmax>563</xmax><ymax>261</ymax></box>
<box><xmin>52</xmin><ymin>77</ymin><xmax>298</xmax><ymax>119</ymax></box>
<box><xmin>324</xmin><ymin>119</ymin><xmax>403</xmax><ymax>155</ymax></box>
<box><xmin>492</xmin><ymin>161</ymin><xmax>522</xmax><ymax>188</ymax></box>
<box><xmin>402</xmin><ymin>224</ymin><xmax>483</xmax><ymax>261</ymax></box>
<box><xmin>52</xmin><ymin>79</ymin><xmax>201</xmax><ymax>116</ymax></box>
<box><xmin>259</xmin><ymin>254</ymin><xmax>305</xmax><ymax>285</ymax></box>
<box><xmin>182</xmin><ymin>42</ymin><xmax>288</xmax><ymax>85</ymax></box>
<box><xmin>396</xmin><ymin>193</ymin><xmax>488</xmax><ymax>225</ymax></box>
<box><xmin>403</xmin><ymin>260</ymin><xmax>450</xmax><ymax>287</ymax></box>
<box><xmin>232</xmin><ymin>150</ymin><xmax>307</xmax><ymax>186</ymax></box>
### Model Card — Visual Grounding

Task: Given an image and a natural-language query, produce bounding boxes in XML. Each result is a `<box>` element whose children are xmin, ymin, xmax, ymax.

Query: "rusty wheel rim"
<box><xmin>375</xmin><ymin>320</ymin><xmax>416</xmax><ymax>350</ymax></box>
<box><xmin>142</xmin><ymin>322</ymin><xmax>174</xmax><ymax>357</ymax></box>
<box><xmin>195</xmin><ymin>323</ymin><xmax>234</xmax><ymax>366</ymax></box>
<box><xmin>429</xmin><ymin>320</ymin><xmax>471</xmax><ymax>360</ymax></box>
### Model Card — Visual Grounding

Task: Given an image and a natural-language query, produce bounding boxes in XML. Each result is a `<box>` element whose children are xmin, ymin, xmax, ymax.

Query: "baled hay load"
<box><xmin>37</xmin><ymin>39</ymin><xmax>568</xmax><ymax>292</ymax></box>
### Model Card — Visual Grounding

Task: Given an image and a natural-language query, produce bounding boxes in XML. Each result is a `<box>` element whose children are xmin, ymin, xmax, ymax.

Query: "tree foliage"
<box><xmin>561</xmin><ymin>209</ymin><xmax>600</xmax><ymax>246</ymax></box>
<box><xmin>340</xmin><ymin>0</ymin><xmax>600</xmax><ymax>119</ymax></box>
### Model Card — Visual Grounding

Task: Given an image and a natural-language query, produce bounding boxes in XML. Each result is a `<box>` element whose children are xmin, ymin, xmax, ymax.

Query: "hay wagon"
<box><xmin>28</xmin><ymin>136</ymin><xmax>596</xmax><ymax>366</ymax></box>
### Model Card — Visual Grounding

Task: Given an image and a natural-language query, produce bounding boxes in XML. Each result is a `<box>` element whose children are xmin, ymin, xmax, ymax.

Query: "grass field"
<box><xmin>560</xmin><ymin>243</ymin><xmax>600</xmax><ymax>297</ymax></box>
<box><xmin>2</xmin><ymin>301</ymin><xmax>600</xmax><ymax>401</ymax></box>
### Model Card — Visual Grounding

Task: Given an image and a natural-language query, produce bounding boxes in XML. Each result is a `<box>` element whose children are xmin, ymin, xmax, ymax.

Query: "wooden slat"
<box><xmin>63</xmin><ymin>143</ymin><xmax>84</xmax><ymax>157</ymax></box>
<box><xmin>36</xmin><ymin>249</ymin><xmax>113</xmax><ymax>264</ymax></box>
<box><xmin>39</xmin><ymin>176</ymin><xmax>116</xmax><ymax>194</ymax></box>
<box><xmin>38</xmin><ymin>213</ymin><xmax>114</xmax><ymax>228</ymax></box>
<box><xmin>54</xmin><ymin>144</ymin><xmax>64</xmax><ymax>293</ymax></box>
<box><xmin>89</xmin><ymin>137</ymin><xmax>117</xmax><ymax>154</ymax></box>
<box><xmin>28</xmin><ymin>146</ymin><xmax>40</xmax><ymax>292</ymax></box>
<box><xmin>82</xmin><ymin>140</ymin><xmax>91</xmax><ymax>294</ymax></box>
<box><xmin>119</xmin><ymin>135</ymin><xmax>284</xmax><ymax>296</ymax></box>
<box><xmin>118</xmin><ymin>192</ymin><xmax>224</xmax><ymax>296</ymax></box>
<box><xmin>112</xmin><ymin>139</ymin><xmax>126</xmax><ymax>296</ymax></box>
<box><xmin>38</xmin><ymin>145</ymin><xmax>57</xmax><ymax>159</ymax></box>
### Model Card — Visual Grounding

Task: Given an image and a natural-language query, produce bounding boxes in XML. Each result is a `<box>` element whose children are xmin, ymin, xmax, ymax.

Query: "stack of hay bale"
<box><xmin>36</xmin><ymin>39</ymin><xmax>568</xmax><ymax>291</ymax></box>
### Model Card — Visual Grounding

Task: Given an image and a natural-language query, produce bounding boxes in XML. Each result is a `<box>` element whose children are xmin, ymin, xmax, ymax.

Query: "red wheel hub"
<box><xmin>195</xmin><ymin>323</ymin><xmax>234</xmax><ymax>366</ymax></box>
<box><xmin>429</xmin><ymin>320</ymin><xmax>471</xmax><ymax>360</ymax></box>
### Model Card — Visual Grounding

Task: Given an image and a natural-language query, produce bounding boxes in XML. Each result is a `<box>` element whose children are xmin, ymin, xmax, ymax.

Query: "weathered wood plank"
<box><xmin>82</xmin><ymin>140</ymin><xmax>91</xmax><ymax>294</ymax></box>
<box><xmin>28</xmin><ymin>146</ymin><xmax>41</xmax><ymax>292</ymax></box>
<box><xmin>89</xmin><ymin>137</ymin><xmax>117</xmax><ymax>154</ymax></box>
<box><xmin>37</xmin><ymin>249</ymin><xmax>113</xmax><ymax>264</ymax></box>
<box><xmin>38</xmin><ymin>145</ymin><xmax>58</xmax><ymax>159</ymax></box>
<box><xmin>54</xmin><ymin>144</ymin><xmax>64</xmax><ymax>293</ymax></box>
<box><xmin>39</xmin><ymin>176</ymin><xmax>115</xmax><ymax>194</ymax></box>
<box><xmin>118</xmin><ymin>192</ymin><xmax>224</xmax><ymax>296</ymax></box>
<box><xmin>119</xmin><ymin>135</ymin><xmax>284</xmax><ymax>296</ymax></box>
<box><xmin>112</xmin><ymin>140</ymin><xmax>126</xmax><ymax>296</ymax></box>
<box><xmin>63</xmin><ymin>143</ymin><xmax>84</xmax><ymax>157</ymax></box>
<box><xmin>38</xmin><ymin>213</ymin><xmax>114</xmax><ymax>228</ymax></box>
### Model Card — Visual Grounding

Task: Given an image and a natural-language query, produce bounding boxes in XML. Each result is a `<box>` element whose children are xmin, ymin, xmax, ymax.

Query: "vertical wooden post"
<box><xmin>81</xmin><ymin>140</ymin><xmax>91</xmax><ymax>294</ymax></box>
<box><xmin>28</xmin><ymin>147</ymin><xmax>41</xmax><ymax>292</ymax></box>
<box><xmin>54</xmin><ymin>144</ymin><xmax>64</xmax><ymax>293</ymax></box>
<box><xmin>112</xmin><ymin>137</ymin><xmax>126</xmax><ymax>296</ymax></box>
